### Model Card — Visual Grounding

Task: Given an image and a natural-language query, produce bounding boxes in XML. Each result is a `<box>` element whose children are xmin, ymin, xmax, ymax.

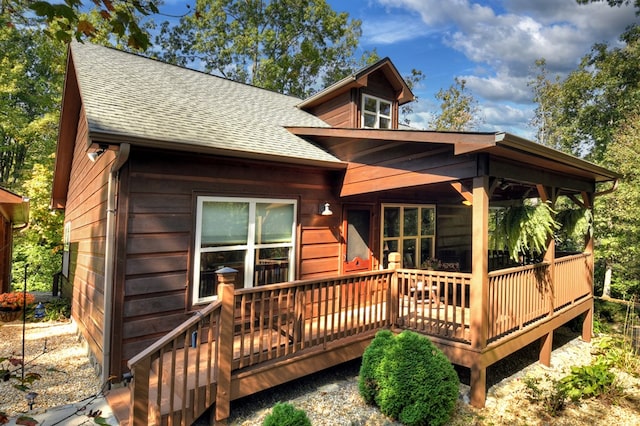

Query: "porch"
<box><xmin>107</xmin><ymin>251</ymin><xmax>593</xmax><ymax>425</ymax></box>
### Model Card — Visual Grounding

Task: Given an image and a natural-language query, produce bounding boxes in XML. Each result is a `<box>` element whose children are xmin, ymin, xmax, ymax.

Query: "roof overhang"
<box><xmin>286</xmin><ymin>127</ymin><xmax>620</xmax><ymax>197</ymax></box>
<box><xmin>0</xmin><ymin>188</ymin><xmax>29</xmax><ymax>227</ymax></box>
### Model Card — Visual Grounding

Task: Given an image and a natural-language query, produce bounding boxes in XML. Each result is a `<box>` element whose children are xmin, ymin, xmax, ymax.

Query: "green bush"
<box><xmin>262</xmin><ymin>402</ymin><xmax>310</xmax><ymax>426</ymax></box>
<box><xmin>558</xmin><ymin>362</ymin><xmax>616</xmax><ymax>401</ymax></box>
<box><xmin>358</xmin><ymin>330</ymin><xmax>459</xmax><ymax>426</ymax></box>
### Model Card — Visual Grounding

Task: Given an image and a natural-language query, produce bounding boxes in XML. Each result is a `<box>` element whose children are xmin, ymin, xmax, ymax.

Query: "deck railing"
<box><xmin>395</xmin><ymin>269</ymin><xmax>472</xmax><ymax>342</ymax></box>
<box><xmin>124</xmin><ymin>253</ymin><xmax>593</xmax><ymax>425</ymax></box>
<box><xmin>127</xmin><ymin>300</ymin><xmax>222</xmax><ymax>426</ymax></box>
<box><xmin>487</xmin><ymin>262</ymin><xmax>551</xmax><ymax>341</ymax></box>
<box><xmin>553</xmin><ymin>253</ymin><xmax>593</xmax><ymax>309</ymax></box>
<box><xmin>233</xmin><ymin>270</ymin><xmax>393</xmax><ymax>369</ymax></box>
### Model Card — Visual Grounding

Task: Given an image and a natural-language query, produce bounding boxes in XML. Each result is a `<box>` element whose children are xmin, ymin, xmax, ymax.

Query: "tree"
<box><xmin>528</xmin><ymin>59</ymin><xmax>563</xmax><ymax>149</ymax></box>
<box><xmin>594</xmin><ymin>116</ymin><xmax>640</xmax><ymax>298</ymax></box>
<box><xmin>429</xmin><ymin>77</ymin><xmax>482</xmax><ymax>131</ymax></box>
<box><xmin>155</xmin><ymin>0</ymin><xmax>364</xmax><ymax>98</ymax></box>
<box><xmin>538</xmin><ymin>26</ymin><xmax>640</xmax><ymax>162</ymax></box>
<box><xmin>400</xmin><ymin>68</ymin><xmax>425</xmax><ymax>126</ymax></box>
<box><xmin>1</xmin><ymin>3</ymin><xmax>66</xmax><ymax>291</ymax></box>
<box><xmin>4</xmin><ymin>0</ymin><xmax>159</xmax><ymax>50</ymax></box>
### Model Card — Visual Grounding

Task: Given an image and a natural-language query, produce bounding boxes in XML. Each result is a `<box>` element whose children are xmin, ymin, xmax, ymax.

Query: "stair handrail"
<box><xmin>128</xmin><ymin>300</ymin><xmax>223</xmax><ymax>369</ymax></box>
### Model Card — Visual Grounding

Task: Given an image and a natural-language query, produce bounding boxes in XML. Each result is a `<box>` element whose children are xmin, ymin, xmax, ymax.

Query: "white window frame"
<box><xmin>380</xmin><ymin>203</ymin><xmax>436</xmax><ymax>269</ymax></box>
<box><xmin>193</xmin><ymin>196</ymin><xmax>297</xmax><ymax>304</ymax></box>
<box><xmin>361</xmin><ymin>94</ymin><xmax>392</xmax><ymax>129</ymax></box>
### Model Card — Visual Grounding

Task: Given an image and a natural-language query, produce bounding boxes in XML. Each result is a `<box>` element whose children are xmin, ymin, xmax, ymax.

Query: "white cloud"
<box><xmin>373</xmin><ymin>0</ymin><xmax>638</xmax><ymax>136</ymax></box>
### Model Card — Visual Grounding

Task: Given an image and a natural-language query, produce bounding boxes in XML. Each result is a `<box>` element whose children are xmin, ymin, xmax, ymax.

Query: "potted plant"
<box><xmin>0</xmin><ymin>291</ymin><xmax>35</xmax><ymax>322</ymax></box>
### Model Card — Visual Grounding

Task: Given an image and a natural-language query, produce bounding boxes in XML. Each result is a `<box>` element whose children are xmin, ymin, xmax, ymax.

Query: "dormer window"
<box><xmin>362</xmin><ymin>94</ymin><xmax>392</xmax><ymax>129</ymax></box>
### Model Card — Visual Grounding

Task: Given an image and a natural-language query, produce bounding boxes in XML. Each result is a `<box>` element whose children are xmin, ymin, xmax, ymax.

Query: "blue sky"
<box><xmin>159</xmin><ymin>0</ymin><xmax>638</xmax><ymax>140</ymax></box>
<box><xmin>325</xmin><ymin>0</ymin><xmax>639</xmax><ymax>138</ymax></box>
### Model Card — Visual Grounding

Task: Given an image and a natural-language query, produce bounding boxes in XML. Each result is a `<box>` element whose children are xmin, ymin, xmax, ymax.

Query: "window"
<box><xmin>193</xmin><ymin>196</ymin><xmax>297</xmax><ymax>304</ymax></box>
<box><xmin>362</xmin><ymin>94</ymin><xmax>392</xmax><ymax>129</ymax></box>
<box><xmin>381</xmin><ymin>204</ymin><xmax>435</xmax><ymax>269</ymax></box>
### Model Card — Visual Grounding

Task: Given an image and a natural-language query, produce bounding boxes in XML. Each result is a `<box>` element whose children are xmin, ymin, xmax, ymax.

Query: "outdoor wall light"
<box><xmin>87</xmin><ymin>144</ymin><xmax>108</xmax><ymax>162</ymax></box>
<box><xmin>320</xmin><ymin>202</ymin><xmax>333</xmax><ymax>216</ymax></box>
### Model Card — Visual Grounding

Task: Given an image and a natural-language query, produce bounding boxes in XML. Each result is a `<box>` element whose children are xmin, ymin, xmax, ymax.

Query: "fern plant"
<box><xmin>493</xmin><ymin>200</ymin><xmax>559</xmax><ymax>263</ymax></box>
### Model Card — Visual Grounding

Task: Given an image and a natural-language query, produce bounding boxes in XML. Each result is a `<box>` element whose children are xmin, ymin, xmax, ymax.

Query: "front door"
<box><xmin>343</xmin><ymin>207</ymin><xmax>372</xmax><ymax>273</ymax></box>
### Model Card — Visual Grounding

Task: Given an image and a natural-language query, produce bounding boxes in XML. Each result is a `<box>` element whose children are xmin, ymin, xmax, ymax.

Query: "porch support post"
<box><xmin>470</xmin><ymin>175</ymin><xmax>489</xmax><ymax>407</ymax></box>
<box><xmin>213</xmin><ymin>268</ymin><xmax>237</xmax><ymax>425</ymax></box>
<box><xmin>582</xmin><ymin>193</ymin><xmax>595</xmax><ymax>343</ymax></box>
<box><xmin>538</xmin><ymin>185</ymin><xmax>556</xmax><ymax>367</ymax></box>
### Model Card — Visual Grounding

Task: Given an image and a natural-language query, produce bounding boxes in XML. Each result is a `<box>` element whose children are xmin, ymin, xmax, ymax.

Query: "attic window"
<box><xmin>362</xmin><ymin>94</ymin><xmax>392</xmax><ymax>129</ymax></box>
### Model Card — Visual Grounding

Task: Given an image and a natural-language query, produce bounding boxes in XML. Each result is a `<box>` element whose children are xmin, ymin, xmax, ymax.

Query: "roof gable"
<box><xmin>297</xmin><ymin>57</ymin><xmax>415</xmax><ymax>110</ymax></box>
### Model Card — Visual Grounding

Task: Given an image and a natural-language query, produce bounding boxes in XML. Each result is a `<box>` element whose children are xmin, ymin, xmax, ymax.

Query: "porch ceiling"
<box><xmin>287</xmin><ymin>127</ymin><xmax>620</xmax><ymax>199</ymax></box>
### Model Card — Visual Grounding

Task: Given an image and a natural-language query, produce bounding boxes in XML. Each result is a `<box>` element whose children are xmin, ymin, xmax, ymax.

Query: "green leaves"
<box><xmin>26</xmin><ymin>0</ymin><xmax>156</xmax><ymax>50</ymax></box>
<box><xmin>493</xmin><ymin>201</ymin><xmax>559</xmax><ymax>263</ymax></box>
<box><xmin>156</xmin><ymin>0</ymin><xmax>367</xmax><ymax>98</ymax></box>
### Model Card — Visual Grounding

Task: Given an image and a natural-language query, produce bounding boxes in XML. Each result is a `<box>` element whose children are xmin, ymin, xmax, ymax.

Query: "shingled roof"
<box><xmin>67</xmin><ymin>42</ymin><xmax>340</xmax><ymax>165</ymax></box>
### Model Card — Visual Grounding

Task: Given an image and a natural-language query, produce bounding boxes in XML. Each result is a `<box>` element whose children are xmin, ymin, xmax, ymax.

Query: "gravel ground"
<box><xmin>0</xmin><ymin>320</ymin><xmax>102</xmax><ymax>419</ymax></box>
<box><xmin>2</xmin><ymin>319</ymin><xmax>639</xmax><ymax>426</ymax></box>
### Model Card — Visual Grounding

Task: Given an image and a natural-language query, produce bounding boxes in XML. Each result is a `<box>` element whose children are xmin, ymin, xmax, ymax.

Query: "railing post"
<box><xmin>129</xmin><ymin>356</ymin><xmax>151</xmax><ymax>426</ymax></box>
<box><xmin>388</xmin><ymin>252</ymin><xmax>401</xmax><ymax>325</ymax></box>
<box><xmin>213</xmin><ymin>267</ymin><xmax>237</xmax><ymax>425</ymax></box>
<box><xmin>539</xmin><ymin>185</ymin><xmax>556</xmax><ymax>368</ymax></box>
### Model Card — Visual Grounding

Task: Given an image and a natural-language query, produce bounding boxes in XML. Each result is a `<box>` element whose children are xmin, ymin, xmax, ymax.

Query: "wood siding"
<box><xmin>307</xmin><ymin>91</ymin><xmax>354</xmax><ymax>128</ymax></box>
<box><xmin>63</xmin><ymin>106</ymin><xmax>110</xmax><ymax>372</ymax></box>
<box><xmin>112</xmin><ymin>148</ymin><xmax>344</xmax><ymax>375</ymax></box>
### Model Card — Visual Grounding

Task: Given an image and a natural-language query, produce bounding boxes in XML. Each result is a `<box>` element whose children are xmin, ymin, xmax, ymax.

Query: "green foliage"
<box><xmin>492</xmin><ymin>200</ymin><xmax>559</xmax><ymax>263</ymax></box>
<box><xmin>430</xmin><ymin>77</ymin><xmax>483</xmax><ymax>131</ymax></box>
<box><xmin>262</xmin><ymin>402</ymin><xmax>311</xmax><ymax>426</ymax></box>
<box><xmin>558</xmin><ymin>362</ymin><xmax>617</xmax><ymax>401</ymax></box>
<box><xmin>595</xmin><ymin>114</ymin><xmax>640</xmax><ymax>299</ymax></box>
<box><xmin>40</xmin><ymin>298</ymin><xmax>71</xmax><ymax>321</ymax></box>
<box><xmin>155</xmin><ymin>0</ymin><xmax>367</xmax><ymax>98</ymax></box>
<box><xmin>359</xmin><ymin>330</ymin><xmax>459</xmax><ymax>426</ymax></box>
<box><xmin>555</xmin><ymin>207</ymin><xmax>592</xmax><ymax>253</ymax></box>
<box><xmin>15</xmin><ymin>0</ymin><xmax>158</xmax><ymax>49</ymax></box>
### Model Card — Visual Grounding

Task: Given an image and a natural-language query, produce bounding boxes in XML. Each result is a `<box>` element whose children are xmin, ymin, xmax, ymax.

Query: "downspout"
<box><xmin>102</xmin><ymin>143</ymin><xmax>130</xmax><ymax>383</ymax></box>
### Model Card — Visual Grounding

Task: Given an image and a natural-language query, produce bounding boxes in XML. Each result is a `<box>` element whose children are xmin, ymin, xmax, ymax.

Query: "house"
<box><xmin>0</xmin><ymin>188</ymin><xmax>29</xmax><ymax>293</ymax></box>
<box><xmin>52</xmin><ymin>41</ymin><xmax>618</xmax><ymax>424</ymax></box>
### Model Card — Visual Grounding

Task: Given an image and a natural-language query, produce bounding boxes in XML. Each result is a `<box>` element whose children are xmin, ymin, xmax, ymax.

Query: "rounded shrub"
<box><xmin>358</xmin><ymin>330</ymin><xmax>459</xmax><ymax>426</ymax></box>
<box><xmin>262</xmin><ymin>402</ymin><xmax>311</xmax><ymax>426</ymax></box>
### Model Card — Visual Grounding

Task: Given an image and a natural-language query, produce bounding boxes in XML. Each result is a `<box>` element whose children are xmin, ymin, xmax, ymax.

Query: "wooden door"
<box><xmin>343</xmin><ymin>207</ymin><xmax>372</xmax><ymax>273</ymax></box>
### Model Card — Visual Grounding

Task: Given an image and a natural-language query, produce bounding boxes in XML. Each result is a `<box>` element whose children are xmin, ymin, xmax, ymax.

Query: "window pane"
<box><xmin>254</xmin><ymin>247</ymin><xmax>290</xmax><ymax>285</ymax></box>
<box><xmin>420</xmin><ymin>237</ymin><xmax>434</xmax><ymax>265</ymax></box>
<box><xmin>363</xmin><ymin>113</ymin><xmax>376</xmax><ymax>128</ymax></box>
<box><xmin>402</xmin><ymin>239</ymin><xmax>416</xmax><ymax>268</ymax></box>
<box><xmin>200</xmin><ymin>250</ymin><xmax>246</xmax><ymax>297</ymax></box>
<box><xmin>364</xmin><ymin>96</ymin><xmax>377</xmax><ymax>112</ymax></box>
<box><xmin>379</xmin><ymin>117</ymin><xmax>390</xmax><ymax>129</ymax></box>
<box><xmin>404</xmin><ymin>208</ymin><xmax>418</xmax><ymax>236</ymax></box>
<box><xmin>379</xmin><ymin>101</ymin><xmax>391</xmax><ymax>116</ymax></box>
<box><xmin>421</xmin><ymin>208</ymin><xmax>435</xmax><ymax>235</ymax></box>
<box><xmin>256</xmin><ymin>203</ymin><xmax>294</xmax><ymax>244</ymax></box>
<box><xmin>201</xmin><ymin>202</ymin><xmax>248</xmax><ymax>247</ymax></box>
<box><xmin>384</xmin><ymin>207</ymin><xmax>400</xmax><ymax>237</ymax></box>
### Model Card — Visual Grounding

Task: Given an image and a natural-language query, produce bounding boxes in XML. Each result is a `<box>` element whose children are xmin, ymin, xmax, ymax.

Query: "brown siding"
<box><xmin>64</xmin><ymin>106</ymin><xmax>110</xmax><ymax>371</ymax></box>
<box><xmin>308</xmin><ymin>91</ymin><xmax>354</xmax><ymax>128</ymax></box>
<box><xmin>113</xmin><ymin>148</ymin><xmax>343</xmax><ymax>374</ymax></box>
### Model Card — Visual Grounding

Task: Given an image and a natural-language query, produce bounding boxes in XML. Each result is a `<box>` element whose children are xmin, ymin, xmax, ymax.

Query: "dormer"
<box><xmin>298</xmin><ymin>58</ymin><xmax>415</xmax><ymax>129</ymax></box>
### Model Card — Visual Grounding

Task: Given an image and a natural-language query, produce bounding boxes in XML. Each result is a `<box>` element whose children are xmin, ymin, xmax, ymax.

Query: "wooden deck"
<box><xmin>110</xmin><ymin>252</ymin><xmax>594</xmax><ymax>425</ymax></box>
